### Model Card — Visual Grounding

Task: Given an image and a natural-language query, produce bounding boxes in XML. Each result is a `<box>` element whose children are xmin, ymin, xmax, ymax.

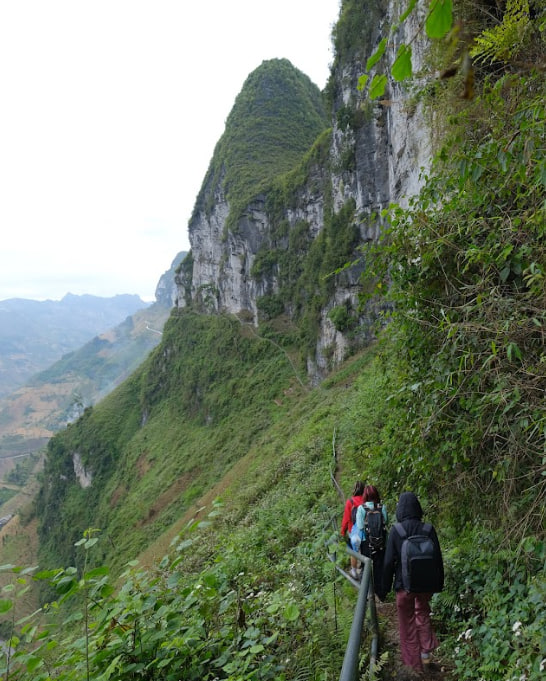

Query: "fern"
<box><xmin>470</xmin><ymin>0</ymin><xmax>532</xmax><ymax>64</ymax></box>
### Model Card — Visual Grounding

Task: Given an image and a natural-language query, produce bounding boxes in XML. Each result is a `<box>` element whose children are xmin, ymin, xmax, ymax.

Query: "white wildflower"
<box><xmin>457</xmin><ymin>628</ymin><xmax>472</xmax><ymax>641</ymax></box>
<box><xmin>512</xmin><ymin>620</ymin><xmax>522</xmax><ymax>636</ymax></box>
<box><xmin>540</xmin><ymin>659</ymin><xmax>546</xmax><ymax>672</ymax></box>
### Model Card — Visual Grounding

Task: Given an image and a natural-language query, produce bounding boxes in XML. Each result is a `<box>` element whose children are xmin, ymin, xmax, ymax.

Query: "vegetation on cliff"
<box><xmin>191</xmin><ymin>58</ymin><xmax>329</xmax><ymax>232</ymax></box>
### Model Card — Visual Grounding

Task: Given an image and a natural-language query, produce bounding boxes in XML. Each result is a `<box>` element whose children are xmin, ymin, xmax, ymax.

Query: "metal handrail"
<box><xmin>328</xmin><ymin>433</ymin><xmax>379</xmax><ymax>679</ymax></box>
<box><xmin>327</xmin><ymin>544</ymin><xmax>380</xmax><ymax>680</ymax></box>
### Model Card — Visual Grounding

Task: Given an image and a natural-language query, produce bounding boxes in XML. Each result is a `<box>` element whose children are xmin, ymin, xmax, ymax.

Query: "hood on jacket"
<box><xmin>395</xmin><ymin>492</ymin><xmax>423</xmax><ymax>522</ymax></box>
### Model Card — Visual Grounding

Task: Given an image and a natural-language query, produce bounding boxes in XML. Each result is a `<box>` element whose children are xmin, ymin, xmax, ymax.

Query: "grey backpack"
<box><xmin>394</xmin><ymin>522</ymin><xmax>443</xmax><ymax>593</ymax></box>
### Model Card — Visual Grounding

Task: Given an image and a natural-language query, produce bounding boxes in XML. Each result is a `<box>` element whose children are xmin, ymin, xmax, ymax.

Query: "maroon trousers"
<box><xmin>395</xmin><ymin>590</ymin><xmax>439</xmax><ymax>671</ymax></box>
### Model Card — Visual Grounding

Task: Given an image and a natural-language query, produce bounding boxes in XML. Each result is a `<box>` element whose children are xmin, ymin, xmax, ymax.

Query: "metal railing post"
<box><xmin>338</xmin><ymin>555</ymin><xmax>371</xmax><ymax>681</ymax></box>
<box><xmin>327</xmin><ymin>473</ymin><xmax>380</xmax><ymax>680</ymax></box>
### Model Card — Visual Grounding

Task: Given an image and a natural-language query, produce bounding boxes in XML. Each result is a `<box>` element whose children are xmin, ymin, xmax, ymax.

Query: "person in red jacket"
<box><xmin>340</xmin><ymin>480</ymin><xmax>365</xmax><ymax>579</ymax></box>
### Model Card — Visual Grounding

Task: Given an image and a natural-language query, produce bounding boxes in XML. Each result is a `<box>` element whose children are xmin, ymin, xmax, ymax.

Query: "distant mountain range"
<box><xmin>0</xmin><ymin>252</ymin><xmax>186</xmax><ymax>469</ymax></box>
<box><xmin>0</xmin><ymin>293</ymin><xmax>149</xmax><ymax>398</ymax></box>
<box><xmin>0</xmin><ymin>301</ymin><xmax>171</xmax><ymax>463</ymax></box>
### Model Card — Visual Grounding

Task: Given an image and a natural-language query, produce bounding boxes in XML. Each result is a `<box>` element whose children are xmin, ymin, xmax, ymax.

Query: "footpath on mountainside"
<box><xmin>331</xmin><ymin>441</ymin><xmax>452</xmax><ymax>680</ymax></box>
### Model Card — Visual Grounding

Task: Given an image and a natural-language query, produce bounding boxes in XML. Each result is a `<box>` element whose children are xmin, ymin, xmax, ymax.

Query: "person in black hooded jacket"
<box><xmin>383</xmin><ymin>491</ymin><xmax>444</xmax><ymax>673</ymax></box>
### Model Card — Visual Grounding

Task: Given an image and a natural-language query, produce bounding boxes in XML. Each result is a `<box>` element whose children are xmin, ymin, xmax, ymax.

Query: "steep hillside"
<box><xmin>191</xmin><ymin>58</ymin><xmax>329</xmax><ymax>232</ymax></box>
<box><xmin>36</xmin><ymin>311</ymin><xmax>306</xmax><ymax>572</ymax></box>
<box><xmin>179</xmin><ymin>4</ymin><xmax>432</xmax><ymax>380</ymax></box>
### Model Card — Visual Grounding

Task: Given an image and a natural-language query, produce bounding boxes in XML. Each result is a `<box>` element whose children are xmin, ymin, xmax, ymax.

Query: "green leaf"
<box><xmin>366</xmin><ymin>38</ymin><xmax>387</xmax><ymax>71</ymax></box>
<box><xmin>357</xmin><ymin>74</ymin><xmax>369</xmax><ymax>92</ymax></box>
<box><xmin>26</xmin><ymin>655</ymin><xmax>43</xmax><ymax>672</ymax></box>
<box><xmin>264</xmin><ymin>631</ymin><xmax>279</xmax><ymax>645</ymax></box>
<box><xmin>500</xmin><ymin>266</ymin><xmax>511</xmax><ymax>282</ymax></box>
<box><xmin>0</xmin><ymin>599</ymin><xmax>13</xmax><ymax>613</ymax></box>
<box><xmin>33</xmin><ymin>568</ymin><xmax>62</xmax><ymax>580</ymax></box>
<box><xmin>83</xmin><ymin>566</ymin><xmax>109</xmax><ymax>580</ymax></box>
<box><xmin>400</xmin><ymin>0</ymin><xmax>418</xmax><ymax>23</ymax></box>
<box><xmin>426</xmin><ymin>0</ymin><xmax>453</xmax><ymax>39</ymax></box>
<box><xmin>283</xmin><ymin>603</ymin><xmax>300</xmax><ymax>622</ymax></box>
<box><xmin>369</xmin><ymin>74</ymin><xmax>388</xmax><ymax>100</ymax></box>
<box><xmin>392</xmin><ymin>45</ymin><xmax>413</xmax><ymax>82</ymax></box>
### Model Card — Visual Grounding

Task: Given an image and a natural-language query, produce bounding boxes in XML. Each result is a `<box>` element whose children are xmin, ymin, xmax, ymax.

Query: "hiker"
<box><xmin>352</xmin><ymin>484</ymin><xmax>388</xmax><ymax>598</ymax></box>
<box><xmin>340</xmin><ymin>480</ymin><xmax>365</xmax><ymax>580</ymax></box>
<box><xmin>383</xmin><ymin>491</ymin><xmax>444</xmax><ymax>674</ymax></box>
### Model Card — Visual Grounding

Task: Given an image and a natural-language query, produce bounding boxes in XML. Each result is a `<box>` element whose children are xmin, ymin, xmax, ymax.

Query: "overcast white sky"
<box><xmin>0</xmin><ymin>1</ymin><xmax>340</xmax><ymax>302</ymax></box>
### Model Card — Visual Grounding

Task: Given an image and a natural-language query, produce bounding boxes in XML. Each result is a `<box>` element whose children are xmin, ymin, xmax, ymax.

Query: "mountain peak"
<box><xmin>192</xmin><ymin>58</ymin><xmax>328</xmax><ymax>225</ymax></box>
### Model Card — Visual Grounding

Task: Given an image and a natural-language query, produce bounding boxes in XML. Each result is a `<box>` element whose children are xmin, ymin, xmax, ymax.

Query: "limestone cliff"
<box><xmin>176</xmin><ymin>0</ymin><xmax>431</xmax><ymax>381</ymax></box>
<box><xmin>155</xmin><ymin>251</ymin><xmax>187</xmax><ymax>307</ymax></box>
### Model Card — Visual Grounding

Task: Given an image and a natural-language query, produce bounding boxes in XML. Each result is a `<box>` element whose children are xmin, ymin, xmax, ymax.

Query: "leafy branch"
<box><xmin>357</xmin><ymin>0</ymin><xmax>454</xmax><ymax>99</ymax></box>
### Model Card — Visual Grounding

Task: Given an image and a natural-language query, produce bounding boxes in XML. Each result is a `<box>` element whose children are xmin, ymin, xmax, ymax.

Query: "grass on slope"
<box><xmin>36</xmin><ymin>310</ymin><xmax>314</xmax><ymax>574</ymax></box>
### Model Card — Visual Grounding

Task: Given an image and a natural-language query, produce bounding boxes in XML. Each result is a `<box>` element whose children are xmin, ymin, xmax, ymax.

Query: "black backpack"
<box><xmin>363</xmin><ymin>504</ymin><xmax>386</xmax><ymax>557</ymax></box>
<box><xmin>394</xmin><ymin>522</ymin><xmax>443</xmax><ymax>593</ymax></box>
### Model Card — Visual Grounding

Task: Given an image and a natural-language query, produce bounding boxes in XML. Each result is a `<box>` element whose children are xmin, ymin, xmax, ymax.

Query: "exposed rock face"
<box><xmin>177</xmin><ymin>2</ymin><xmax>431</xmax><ymax>380</ymax></box>
<box><xmin>73</xmin><ymin>452</ymin><xmax>92</xmax><ymax>488</ymax></box>
<box><xmin>155</xmin><ymin>251</ymin><xmax>187</xmax><ymax>308</ymax></box>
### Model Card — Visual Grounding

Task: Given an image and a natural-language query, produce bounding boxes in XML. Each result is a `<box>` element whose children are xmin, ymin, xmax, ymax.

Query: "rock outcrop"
<box><xmin>155</xmin><ymin>251</ymin><xmax>187</xmax><ymax>308</ymax></box>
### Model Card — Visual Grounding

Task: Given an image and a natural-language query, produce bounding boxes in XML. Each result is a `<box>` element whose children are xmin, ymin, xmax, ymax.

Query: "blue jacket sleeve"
<box><xmin>356</xmin><ymin>504</ymin><xmax>365</xmax><ymax>533</ymax></box>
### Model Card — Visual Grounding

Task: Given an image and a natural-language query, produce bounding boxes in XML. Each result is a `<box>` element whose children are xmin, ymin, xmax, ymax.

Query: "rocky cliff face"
<box><xmin>155</xmin><ymin>251</ymin><xmax>187</xmax><ymax>307</ymax></box>
<box><xmin>176</xmin><ymin>1</ymin><xmax>431</xmax><ymax>381</ymax></box>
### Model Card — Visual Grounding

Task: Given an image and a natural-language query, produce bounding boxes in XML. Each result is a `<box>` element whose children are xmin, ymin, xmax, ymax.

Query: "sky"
<box><xmin>0</xmin><ymin>0</ymin><xmax>340</xmax><ymax>302</ymax></box>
